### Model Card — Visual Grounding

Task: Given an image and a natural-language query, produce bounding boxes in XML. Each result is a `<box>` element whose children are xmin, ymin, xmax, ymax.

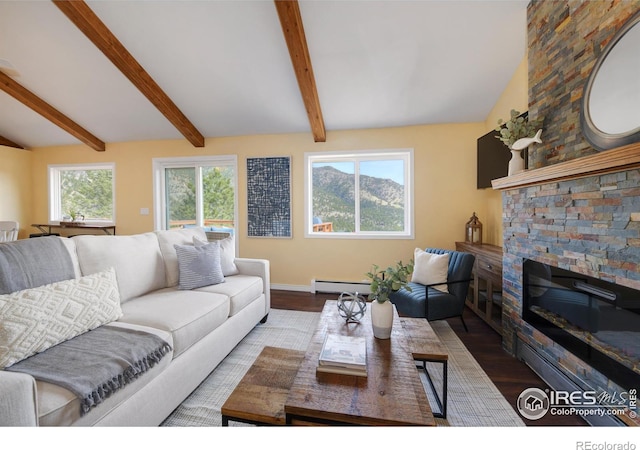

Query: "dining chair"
<box><xmin>0</xmin><ymin>221</ymin><xmax>19</xmax><ymax>243</ymax></box>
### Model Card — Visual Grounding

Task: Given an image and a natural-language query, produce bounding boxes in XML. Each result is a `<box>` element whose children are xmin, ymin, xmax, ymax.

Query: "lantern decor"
<box><xmin>465</xmin><ymin>212</ymin><xmax>483</xmax><ymax>245</ymax></box>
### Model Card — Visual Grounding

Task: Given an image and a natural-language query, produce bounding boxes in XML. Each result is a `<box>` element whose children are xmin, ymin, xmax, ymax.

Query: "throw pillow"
<box><xmin>0</xmin><ymin>267</ymin><xmax>122</xmax><ymax>369</ymax></box>
<box><xmin>174</xmin><ymin>241</ymin><xmax>224</xmax><ymax>290</ymax></box>
<box><xmin>411</xmin><ymin>248</ymin><xmax>449</xmax><ymax>293</ymax></box>
<box><xmin>155</xmin><ymin>227</ymin><xmax>208</xmax><ymax>287</ymax></box>
<box><xmin>193</xmin><ymin>235</ymin><xmax>239</xmax><ymax>276</ymax></box>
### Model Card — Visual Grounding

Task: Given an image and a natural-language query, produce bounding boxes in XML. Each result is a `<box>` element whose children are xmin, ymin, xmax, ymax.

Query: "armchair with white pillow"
<box><xmin>389</xmin><ymin>247</ymin><xmax>475</xmax><ymax>331</ymax></box>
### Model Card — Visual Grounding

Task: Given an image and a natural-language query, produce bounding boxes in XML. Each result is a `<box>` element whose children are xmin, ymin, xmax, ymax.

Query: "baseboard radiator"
<box><xmin>311</xmin><ymin>279</ymin><xmax>371</xmax><ymax>295</ymax></box>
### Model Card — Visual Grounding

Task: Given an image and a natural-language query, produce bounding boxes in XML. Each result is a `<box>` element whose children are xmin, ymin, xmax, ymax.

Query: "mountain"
<box><xmin>312</xmin><ymin>166</ymin><xmax>405</xmax><ymax>232</ymax></box>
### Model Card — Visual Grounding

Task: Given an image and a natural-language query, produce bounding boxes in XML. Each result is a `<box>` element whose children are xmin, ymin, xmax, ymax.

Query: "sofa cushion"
<box><xmin>36</xmin><ymin>322</ymin><xmax>173</xmax><ymax>427</ymax></box>
<box><xmin>174</xmin><ymin>241</ymin><xmax>224</xmax><ymax>290</ymax></box>
<box><xmin>194</xmin><ymin>235</ymin><xmax>238</xmax><ymax>276</ymax></box>
<box><xmin>73</xmin><ymin>233</ymin><xmax>166</xmax><ymax>303</ymax></box>
<box><xmin>118</xmin><ymin>288</ymin><xmax>229</xmax><ymax>357</ymax></box>
<box><xmin>411</xmin><ymin>248</ymin><xmax>449</xmax><ymax>293</ymax></box>
<box><xmin>155</xmin><ymin>228</ymin><xmax>208</xmax><ymax>288</ymax></box>
<box><xmin>0</xmin><ymin>268</ymin><xmax>122</xmax><ymax>369</ymax></box>
<box><xmin>196</xmin><ymin>275</ymin><xmax>263</xmax><ymax>317</ymax></box>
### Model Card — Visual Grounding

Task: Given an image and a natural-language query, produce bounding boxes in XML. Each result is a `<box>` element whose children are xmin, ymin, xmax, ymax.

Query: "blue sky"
<box><xmin>316</xmin><ymin>160</ymin><xmax>405</xmax><ymax>185</ymax></box>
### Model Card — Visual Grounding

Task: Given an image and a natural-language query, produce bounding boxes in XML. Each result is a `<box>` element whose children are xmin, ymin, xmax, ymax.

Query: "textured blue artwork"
<box><xmin>246</xmin><ymin>157</ymin><xmax>291</xmax><ymax>237</ymax></box>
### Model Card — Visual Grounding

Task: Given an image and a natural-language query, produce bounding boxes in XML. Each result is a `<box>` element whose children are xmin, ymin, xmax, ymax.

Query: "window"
<box><xmin>49</xmin><ymin>163</ymin><xmax>115</xmax><ymax>222</ymax></box>
<box><xmin>304</xmin><ymin>149</ymin><xmax>413</xmax><ymax>238</ymax></box>
<box><xmin>153</xmin><ymin>156</ymin><xmax>238</xmax><ymax>233</ymax></box>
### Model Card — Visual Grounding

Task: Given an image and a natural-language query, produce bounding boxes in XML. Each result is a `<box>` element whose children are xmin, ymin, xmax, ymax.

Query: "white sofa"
<box><xmin>0</xmin><ymin>227</ymin><xmax>270</xmax><ymax>426</ymax></box>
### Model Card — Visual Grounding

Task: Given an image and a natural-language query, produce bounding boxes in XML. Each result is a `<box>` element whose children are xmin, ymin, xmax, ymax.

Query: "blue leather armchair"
<box><xmin>389</xmin><ymin>248</ymin><xmax>475</xmax><ymax>330</ymax></box>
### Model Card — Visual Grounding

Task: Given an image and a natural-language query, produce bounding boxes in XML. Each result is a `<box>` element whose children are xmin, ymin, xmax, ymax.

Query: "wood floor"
<box><xmin>270</xmin><ymin>289</ymin><xmax>588</xmax><ymax>427</ymax></box>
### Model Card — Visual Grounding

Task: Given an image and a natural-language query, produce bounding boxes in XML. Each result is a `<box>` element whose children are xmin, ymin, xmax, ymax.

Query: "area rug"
<box><xmin>161</xmin><ymin>309</ymin><xmax>524</xmax><ymax>427</ymax></box>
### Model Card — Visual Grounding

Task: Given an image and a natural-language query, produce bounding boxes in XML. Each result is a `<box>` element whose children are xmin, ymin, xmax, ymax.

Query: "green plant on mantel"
<box><xmin>495</xmin><ymin>109</ymin><xmax>544</xmax><ymax>148</ymax></box>
<box><xmin>365</xmin><ymin>260</ymin><xmax>414</xmax><ymax>303</ymax></box>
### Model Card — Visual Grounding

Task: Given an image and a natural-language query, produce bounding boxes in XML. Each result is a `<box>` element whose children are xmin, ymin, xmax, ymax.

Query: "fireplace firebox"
<box><xmin>523</xmin><ymin>259</ymin><xmax>640</xmax><ymax>391</ymax></box>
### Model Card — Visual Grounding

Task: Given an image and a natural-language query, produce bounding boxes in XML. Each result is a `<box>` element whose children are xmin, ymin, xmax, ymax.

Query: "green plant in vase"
<box><xmin>67</xmin><ymin>210</ymin><xmax>84</xmax><ymax>223</ymax></box>
<box><xmin>495</xmin><ymin>109</ymin><xmax>544</xmax><ymax>149</ymax></box>
<box><xmin>366</xmin><ymin>259</ymin><xmax>414</xmax><ymax>339</ymax></box>
<box><xmin>365</xmin><ymin>259</ymin><xmax>414</xmax><ymax>303</ymax></box>
<box><xmin>496</xmin><ymin>109</ymin><xmax>544</xmax><ymax>175</ymax></box>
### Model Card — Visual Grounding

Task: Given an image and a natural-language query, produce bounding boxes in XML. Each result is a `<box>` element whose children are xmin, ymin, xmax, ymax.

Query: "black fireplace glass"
<box><xmin>523</xmin><ymin>259</ymin><xmax>640</xmax><ymax>390</ymax></box>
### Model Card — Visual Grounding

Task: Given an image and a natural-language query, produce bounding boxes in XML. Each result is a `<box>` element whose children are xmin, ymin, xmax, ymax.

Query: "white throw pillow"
<box><xmin>194</xmin><ymin>236</ymin><xmax>238</xmax><ymax>276</ymax></box>
<box><xmin>411</xmin><ymin>248</ymin><xmax>449</xmax><ymax>293</ymax></box>
<box><xmin>0</xmin><ymin>268</ymin><xmax>122</xmax><ymax>369</ymax></box>
<box><xmin>174</xmin><ymin>242</ymin><xmax>225</xmax><ymax>290</ymax></box>
<box><xmin>155</xmin><ymin>227</ymin><xmax>208</xmax><ymax>287</ymax></box>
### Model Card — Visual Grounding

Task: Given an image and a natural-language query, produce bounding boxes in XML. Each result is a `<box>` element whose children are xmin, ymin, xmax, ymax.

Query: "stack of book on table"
<box><xmin>317</xmin><ymin>333</ymin><xmax>367</xmax><ymax>377</ymax></box>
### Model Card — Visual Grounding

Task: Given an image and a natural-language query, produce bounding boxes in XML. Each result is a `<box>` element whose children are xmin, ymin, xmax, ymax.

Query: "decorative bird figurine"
<box><xmin>511</xmin><ymin>129</ymin><xmax>543</xmax><ymax>150</ymax></box>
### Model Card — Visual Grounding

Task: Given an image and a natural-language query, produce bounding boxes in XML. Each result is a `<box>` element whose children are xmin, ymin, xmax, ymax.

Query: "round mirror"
<box><xmin>581</xmin><ymin>11</ymin><xmax>640</xmax><ymax>151</ymax></box>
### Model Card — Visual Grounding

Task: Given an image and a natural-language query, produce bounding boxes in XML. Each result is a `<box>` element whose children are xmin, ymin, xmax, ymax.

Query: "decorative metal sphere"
<box><xmin>337</xmin><ymin>292</ymin><xmax>367</xmax><ymax>323</ymax></box>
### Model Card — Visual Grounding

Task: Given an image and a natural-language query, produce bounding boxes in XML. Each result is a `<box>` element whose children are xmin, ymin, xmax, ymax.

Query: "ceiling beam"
<box><xmin>53</xmin><ymin>0</ymin><xmax>205</xmax><ymax>148</ymax></box>
<box><xmin>0</xmin><ymin>71</ymin><xmax>105</xmax><ymax>151</ymax></box>
<box><xmin>274</xmin><ymin>0</ymin><xmax>326</xmax><ymax>143</ymax></box>
<box><xmin>0</xmin><ymin>135</ymin><xmax>26</xmax><ymax>150</ymax></box>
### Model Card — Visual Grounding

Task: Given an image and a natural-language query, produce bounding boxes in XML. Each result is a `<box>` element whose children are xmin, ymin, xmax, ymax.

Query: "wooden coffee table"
<box><xmin>401</xmin><ymin>317</ymin><xmax>449</xmax><ymax>419</ymax></box>
<box><xmin>221</xmin><ymin>346</ymin><xmax>305</xmax><ymax>426</ymax></box>
<box><xmin>284</xmin><ymin>300</ymin><xmax>436</xmax><ymax>426</ymax></box>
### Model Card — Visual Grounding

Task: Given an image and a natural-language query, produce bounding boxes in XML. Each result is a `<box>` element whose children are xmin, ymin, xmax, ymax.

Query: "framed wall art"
<box><xmin>246</xmin><ymin>156</ymin><xmax>291</xmax><ymax>238</ymax></box>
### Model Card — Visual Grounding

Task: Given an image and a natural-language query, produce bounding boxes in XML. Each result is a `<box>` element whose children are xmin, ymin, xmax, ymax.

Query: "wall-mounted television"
<box><xmin>477</xmin><ymin>112</ymin><xmax>528</xmax><ymax>189</ymax></box>
<box><xmin>477</xmin><ymin>129</ymin><xmax>509</xmax><ymax>189</ymax></box>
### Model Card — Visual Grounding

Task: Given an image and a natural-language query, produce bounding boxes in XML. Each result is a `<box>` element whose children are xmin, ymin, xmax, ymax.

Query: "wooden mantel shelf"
<box><xmin>492</xmin><ymin>141</ymin><xmax>640</xmax><ymax>190</ymax></box>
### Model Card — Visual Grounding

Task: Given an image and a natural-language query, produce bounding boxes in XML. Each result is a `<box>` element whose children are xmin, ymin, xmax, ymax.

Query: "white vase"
<box><xmin>370</xmin><ymin>300</ymin><xmax>393</xmax><ymax>339</ymax></box>
<box><xmin>508</xmin><ymin>130</ymin><xmax>543</xmax><ymax>176</ymax></box>
<box><xmin>508</xmin><ymin>148</ymin><xmax>525</xmax><ymax>176</ymax></box>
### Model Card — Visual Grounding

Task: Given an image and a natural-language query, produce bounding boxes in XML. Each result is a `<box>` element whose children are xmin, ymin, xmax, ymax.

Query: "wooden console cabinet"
<box><xmin>455</xmin><ymin>242</ymin><xmax>503</xmax><ymax>335</ymax></box>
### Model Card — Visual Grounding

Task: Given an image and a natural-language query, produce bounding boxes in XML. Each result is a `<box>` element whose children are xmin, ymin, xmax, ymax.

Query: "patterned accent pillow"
<box><xmin>0</xmin><ymin>268</ymin><xmax>122</xmax><ymax>369</ymax></box>
<box><xmin>174</xmin><ymin>241</ymin><xmax>225</xmax><ymax>290</ymax></box>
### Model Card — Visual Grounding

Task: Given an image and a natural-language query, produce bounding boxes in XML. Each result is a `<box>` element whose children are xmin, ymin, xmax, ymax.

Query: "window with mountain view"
<box><xmin>153</xmin><ymin>156</ymin><xmax>237</xmax><ymax>233</ymax></box>
<box><xmin>49</xmin><ymin>163</ymin><xmax>115</xmax><ymax>222</ymax></box>
<box><xmin>305</xmin><ymin>150</ymin><xmax>413</xmax><ymax>238</ymax></box>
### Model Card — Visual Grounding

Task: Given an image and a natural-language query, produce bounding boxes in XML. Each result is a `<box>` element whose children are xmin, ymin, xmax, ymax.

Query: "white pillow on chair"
<box><xmin>411</xmin><ymin>248</ymin><xmax>449</xmax><ymax>293</ymax></box>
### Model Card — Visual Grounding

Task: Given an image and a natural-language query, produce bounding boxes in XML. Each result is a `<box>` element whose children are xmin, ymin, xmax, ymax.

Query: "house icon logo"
<box><xmin>517</xmin><ymin>388</ymin><xmax>550</xmax><ymax>420</ymax></box>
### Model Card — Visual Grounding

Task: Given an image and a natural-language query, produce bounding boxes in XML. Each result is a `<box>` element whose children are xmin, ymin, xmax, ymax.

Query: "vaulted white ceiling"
<box><xmin>0</xmin><ymin>0</ymin><xmax>528</xmax><ymax>150</ymax></box>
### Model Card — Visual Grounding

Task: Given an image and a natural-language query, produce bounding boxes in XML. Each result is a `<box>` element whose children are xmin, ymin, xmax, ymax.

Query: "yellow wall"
<box><xmin>482</xmin><ymin>56</ymin><xmax>529</xmax><ymax>247</ymax></box>
<box><xmin>2</xmin><ymin>57</ymin><xmax>527</xmax><ymax>289</ymax></box>
<box><xmin>0</xmin><ymin>147</ymin><xmax>32</xmax><ymax>239</ymax></box>
<box><xmin>25</xmin><ymin>123</ymin><xmax>495</xmax><ymax>289</ymax></box>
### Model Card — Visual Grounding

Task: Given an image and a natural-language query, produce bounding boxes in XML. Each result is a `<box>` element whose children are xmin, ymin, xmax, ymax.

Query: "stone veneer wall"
<box><xmin>527</xmin><ymin>0</ymin><xmax>639</xmax><ymax>169</ymax></box>
<box><xmin>502</xmin><ymin>169</ymin><xmax>640</xmax><ymax>392</ymax></box>
<box><xmin>501</xmin><ymin>0</ymin><xmax>640</xmax><ymax>403</ymax></box>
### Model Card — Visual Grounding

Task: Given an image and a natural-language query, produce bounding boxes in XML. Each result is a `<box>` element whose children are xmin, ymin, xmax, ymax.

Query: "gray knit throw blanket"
<box><xmin>7</xmin><ymin>325</ymin><xmax>172</xmax><ymax>415</ymax></box>
<box><xmin>0</xmin><ymin>236</ymin><xmax>75</xmax><ymax>295</ymax></box>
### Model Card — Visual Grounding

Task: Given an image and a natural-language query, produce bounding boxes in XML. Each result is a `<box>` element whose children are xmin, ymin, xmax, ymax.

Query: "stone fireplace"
<box><xmin>489</xmin><ymin>0</ymin><xmax>640</xmax><ymax>426</ymax></box>
<box><xmin>494</xmin><ymin>150</ymin><xmax>640</xmax><ymax>426</ymax></box>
